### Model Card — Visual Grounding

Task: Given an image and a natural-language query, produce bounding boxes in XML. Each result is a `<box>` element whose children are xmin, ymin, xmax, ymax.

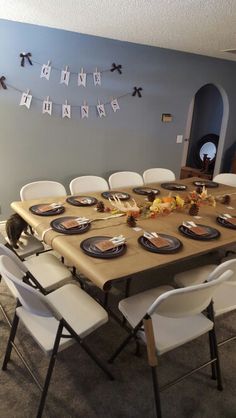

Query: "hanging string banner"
<box><xmin>19</xmin><ymin>53</ymin><xmax>122</xmax><ymax>87</ymax></box>
<box><xmin>4</xmin><ymin>81</ymin><xmax>143</xmax><ymax>120</ymax></box>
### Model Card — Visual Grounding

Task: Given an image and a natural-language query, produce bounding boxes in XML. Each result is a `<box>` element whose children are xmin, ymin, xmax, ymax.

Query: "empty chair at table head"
<box><xmin>20</xmin><ymin>181</ymin><xmax>66</xmax><ymax>201</ymax></box>
<box><xmin>69</xmin><ymin>176</ymin><xmax>109</xmax><ymax>194</ymax></box>
<box><xmin>108</xmin><ymin>171</ymin><xmax>144</xmax><ymax>189</ymax></box>
<box><xmin>143</xmin><ymin>168</ymin><xmax>176</xmax><ymax>184</ymax></box>
<box><xmin>213</xmin><ymin>173</ymin><xmax>236</xmax><ymax>187</ymax></box>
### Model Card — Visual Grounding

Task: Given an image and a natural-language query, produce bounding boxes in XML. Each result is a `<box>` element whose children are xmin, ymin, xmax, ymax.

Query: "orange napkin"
<box><xmin>60</xmin><ymin>219</ymin><xmax>80</xmax><ymax>229</ymax></box>
<box><xmin>38</xmin><ymin>204</ymin><xmax>55</xmax><ymax>213</ymax></box>
<box><xmin>147</xmin><ymin>236</ymin><xmax>170</xmax><ymax>248</ymax></box>
<box><xmin>95</xmin><ymin>240</ymin><xmax>116</xmax><ymax>252</ymax></box>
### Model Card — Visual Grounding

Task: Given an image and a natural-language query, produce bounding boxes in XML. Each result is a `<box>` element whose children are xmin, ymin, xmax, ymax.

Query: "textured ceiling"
<box><xmin>1</xmin><ymin>0</ymin><xmax>236</xmax><ymax>61</ymax></box>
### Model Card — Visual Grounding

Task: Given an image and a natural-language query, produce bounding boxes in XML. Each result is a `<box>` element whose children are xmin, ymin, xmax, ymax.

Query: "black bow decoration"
<box><xmin>110</xmin><ymin>63</ymin><xmax>122</xmax><ymax>74</ymax></box>
<box><xmin>132</xmin><ymin>87</ymin><xmax>143</xmax><ymax>98</ymax></box>
<box><xmin>0</xmin><ymin>76</ymin><xmax>7</xmax><ymax>90</ymax></box>
<box><xmin>20</xmin><ymin>52</ymin><xmax>33</xmax><ymax>67</ymax></box>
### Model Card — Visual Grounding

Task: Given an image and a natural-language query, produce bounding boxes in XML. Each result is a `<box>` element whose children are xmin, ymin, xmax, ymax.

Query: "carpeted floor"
<box><xmin>1</xmin><ymin>264</ymin><xmax>236</xmax><ymax>418</ymax></box>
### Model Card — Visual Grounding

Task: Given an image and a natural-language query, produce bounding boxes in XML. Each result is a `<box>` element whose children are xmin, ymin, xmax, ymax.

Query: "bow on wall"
<box><xmin>132</xmin><ymin>86</ymin><xmax>143</xmax><ymax>97</ymax></box>
<box><xmin>20</xmin><ymin>52</ymin><xmax>33</xmax><ymax>67</ymax></box>
<box><xmin>0</xmin><ymin>76</ymin><xmax>7</xmax><ymax>89</ymax></box>
<box><xmin>110</xmin><ymin>63</ymin><xmax>122</xmax><ymax>74</ymax></box>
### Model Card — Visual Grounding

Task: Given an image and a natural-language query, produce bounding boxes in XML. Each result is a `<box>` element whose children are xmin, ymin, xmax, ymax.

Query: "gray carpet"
<box><xmin>1</xmin><ymin>259</ymin><xmax>236</xmax><ymax>418</ymax></box>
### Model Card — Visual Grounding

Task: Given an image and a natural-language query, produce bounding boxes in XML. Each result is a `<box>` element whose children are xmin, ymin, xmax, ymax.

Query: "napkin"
<box><xmin>38</xmin><ymin>203</ymin><xmax>61</xmax><ymax>213</ymax></box>
<box><xmin>95</xmin><ymin>236</ymin><xmax>126</xmax><ymax>252</ymax></box>
<box><xmin>60</xmin><ymin>217</ymin><xmax>89</xmax><ymax>229</ymax></box>
<box><xmin>144</xmin><ymin>232</ymin><xmax>170</xmax><ymax>248</ymax></box>
<box><xmin>183</xmin><ymin>222</ymin><xmax>208</xmax><ymax>236</ymax></box>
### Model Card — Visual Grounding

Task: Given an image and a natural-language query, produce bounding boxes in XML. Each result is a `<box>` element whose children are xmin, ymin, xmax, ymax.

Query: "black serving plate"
<box><xmin>80</xmin><ymin>236</ymin><xmax>127</xmax><ymax>259</ymax></box>
<box><xmin>66</xmin><ymin>195</ymin><xmax>97</xmax><ymax>206</ymax></box>
<box><xmin>193</xmin><ymin>181</ymin><xmax>219</xmax><ymax>188</ymax></box>
<box><xmin>29</xmin><ymin>204</ymin><xmax>65</xmax><ymax>216</ymax></box>
<box><xmin>161</xmin><ymin>183</ymin><xmax>187</xmax><ymax>191</ymax></box>
<box><xmin>138</xmin><ymin>234</ymin><xmax>182</xmax><ymax>254</ymax></box>
<box><xmin>216</xmin><ymin>216</ymin><xmax>236</xmax><ymax>230</ymax></box>
<box><xmin>178</xmin><ymin>224</ymin><xmax>220</xmax><ymax>241</ymax></box>
<box><xmin>133</xmin><ymin>187</ymin><xmax>160</xmax><ymax>196</ymax></box>
<box><xmin>101</xmin><ymin>191</ymin><xmax>130</xmax><ymax>200</ymax></box>
<box><xmin>50</xmin><ymin>216</ymin><xmax>91</xmax><ymax>235</ymax></box>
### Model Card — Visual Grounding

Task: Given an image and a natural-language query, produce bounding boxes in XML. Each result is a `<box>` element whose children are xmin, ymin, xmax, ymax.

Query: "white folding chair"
<box><xmin>143</xmin><ymin>168</ymin><xmax>176</xmax><ymax>184</ymax></box>
<box><xmin>109</xmin><ymin>270</ymin><xmax>233</xmax><ymax>418</ymax></box>
<box><xmin>213</xmin><ymin>173</ymin><xmax>236</xmax><ymax>187</ymax></box>
<box><xmin>108</xmin><ymin>171</ymin><xmax>144</xmax><ymax>189</ymax></box>
<box><xmin>69</xmin><ymin>176</ymin><xmax>109</xmax><ymax>194</ymax></box>
<box><xmin>0</xmin><ymin>255</ymin><xmax>113</xmax><ymax>418</ymax></box>
<box><xmin>0</xmin><ymin>242</ymin><xmax>73</xmax><ymax>326</ymax></box>
<box><xmin>20</xmin><ymin>180</ymin><xmax>66</xmax><ymax>200</ymax></box>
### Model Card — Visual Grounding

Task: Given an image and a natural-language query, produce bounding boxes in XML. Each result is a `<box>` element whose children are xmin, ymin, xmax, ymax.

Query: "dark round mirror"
<box><xmin>199</xmin><ymin>142</ymin><xmax>217</xmax><ymax>161</ymax></box>
<box><xmin>193</xmin><ymin>134</ymin><xmax>219</xmax><ymax>172</ymax></box>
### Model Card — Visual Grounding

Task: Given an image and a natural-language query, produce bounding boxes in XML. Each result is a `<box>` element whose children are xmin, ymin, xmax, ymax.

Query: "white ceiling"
<box><xmin>1</xmin><ymin>0</ymin><xmax>236</xmax><ymax>61</ymax></box>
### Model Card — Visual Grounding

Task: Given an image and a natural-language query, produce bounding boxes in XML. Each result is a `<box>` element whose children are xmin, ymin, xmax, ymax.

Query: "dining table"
<box><xmin>11</xmin><ymin>177</ymin><xmax>236</xmax><ymax>293</ymax></box>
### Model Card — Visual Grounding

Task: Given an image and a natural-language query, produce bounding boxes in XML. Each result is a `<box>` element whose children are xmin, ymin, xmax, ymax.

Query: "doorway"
<box><xmin>181</xmin><ymin>83</ymin><xmax>229</xmax><ymax>179</ymax></box>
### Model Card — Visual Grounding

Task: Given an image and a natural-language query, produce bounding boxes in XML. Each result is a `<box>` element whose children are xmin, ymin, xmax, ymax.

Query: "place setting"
<box><xmin>66</xmin><ymin>195</ymin><xmax>98</xmax><ymax>206</ymax></box>
<box><xmin>132</xmin><ymin>187</ymin><xmax>160</xmax><ymax>196</ymax></box>
<box><xmin>161</xmin><ymin>183</ymin><xmax>187</xmax><ymax>191</ymax></box>
<box><xmin>50</xmin><ymin>216</ymin><xmax>91</xmax><ymax>234</ymax></box>
<box><xmin>193</xmin><ymin>180</ymin><xmax>219</xmax><ymax>188</ymax></box>
<box><xmin>29</xmin><ymin>202</ymin><xmax>65</xmax><ymax>216</ymax></box>
<box><xmin>216</xmin><ymin>213</ymin><xmax>236</xmax><ymax>229</ymax></box>
<box><xmin>101</xmin><ymin>191</ymin><xmax>131</xmax><ymax>200</ymax></box>
<box><xmin>80</xmin><ymin>235</ymin><xmax>127</xmax><ymax>259</ymax></box>
<box><xmin>178</xmin><ymin>221</ymin><xmax>220</xmax><ymax>240</ymax></box>
<box><xmin>138</xmin><ymin>231</ymin><xmax>182</xmax><ymax>253</ymax></box>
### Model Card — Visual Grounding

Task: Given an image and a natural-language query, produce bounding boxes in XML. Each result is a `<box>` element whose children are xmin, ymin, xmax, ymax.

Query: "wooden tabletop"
<box><xmin>11</xmin><ymin>178</ymin><xmax>236</xmax><ymax>291</ymax></box>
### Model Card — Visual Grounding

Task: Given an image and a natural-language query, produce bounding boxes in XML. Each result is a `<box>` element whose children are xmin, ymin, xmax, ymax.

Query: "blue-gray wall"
<box><xmin>1</xmin><ymin>19</ymin><xmax>236</xmax><ymax>219</ymax></box>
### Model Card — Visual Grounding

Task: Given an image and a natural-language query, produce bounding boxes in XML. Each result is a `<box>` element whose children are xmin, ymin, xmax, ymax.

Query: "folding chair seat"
<box><xmin>143</xmin><ymin>168</ymin><xmax>176</xmax><ymax>184</ymax></box>
<box><xmin>108</xmin><ymin>171</ymin><xmax>144</xmax><ymax>189</ymax></box>
<box><xmin>0</xmin><ymin>255</ymin><xmax>113</xmax><ymax>418</ymax></box>
<box><xmin>109</xmin><ymin>268</ymin><xmax>233</xmax><ymax>417</ymax></box>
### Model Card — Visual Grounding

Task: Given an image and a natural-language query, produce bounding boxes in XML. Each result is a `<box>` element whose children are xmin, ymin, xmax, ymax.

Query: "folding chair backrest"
<box><xmin>108</xmin><ymin>171</ymin><xmax>144</xmax><ymax>189</ymax></box>
<box><xmin>20</xmin><ymin>181</ymin><xmax>66</xmax><ymax>201</ymax></box>
<box><xmin>147</xmin><ymin>269</ymin><xmax>233</xmax><ymax>318</ymax></box>
<box><xmin>208</xmin><ymin>258</ymin><xmax>236</xmax><ymax>283</ymax></box>
<box><xmin>69</xmin><ymin>176</ymin><xmax>109</xmax><ymax>194</ymax></box>
<box><xmin>0</xmin><ymin>255</ymin><xmax>60</xmax><ymax>319</ymax></box>
<box><xmin>0</xmin><ymin>243</ymin><xmax>27</xmax><ymax>274</ymax></box>
<box><xmin>213</xmin><ymin>173</ymin><xmax>236</xmax><ymax>187</ymax></box>
<box><xmin>143</xmin><ymin>168</ymin><xmax>176</xmax><ymax>184</ymax></box>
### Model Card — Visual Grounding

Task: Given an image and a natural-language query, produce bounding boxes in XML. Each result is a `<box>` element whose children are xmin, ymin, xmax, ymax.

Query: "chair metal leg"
<box><xmin>151</xmin><ymin>366</ymin><xmax>162</xmax><ymax>418</ymax></box>
<box><xmin>79</xmin><ymin>339</ymin><xmax>114</xmax><ymax>380</ymax></box>
<box><xmin>108</xmin><ymin>330</ymin><xmax>137</xmax><ymax>363</ymax></box>
<box><xmin>36</xmin><ymin>321</ymin><xmax>63</xmax><ymax>418</ymax></box>
<box><xmin>210</xmin><ymin>328</ymin><xmax>223</xmax><ymax>391</ymax></box>
<box><xmin>2</xmin><ymin>311</ymin><xmax>19</xmax><ymax>370</ymax></box>
<box><xmin>208</xmin><ymin>331</ymin><xmax>216</xmax><ymax>380</ymax></box>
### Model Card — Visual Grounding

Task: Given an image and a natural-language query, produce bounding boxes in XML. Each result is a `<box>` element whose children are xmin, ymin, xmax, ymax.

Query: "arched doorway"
<box><xmin>180</xmin><ymin>83</ymin><xmax>229</xmax><ymax>179</ymax></box>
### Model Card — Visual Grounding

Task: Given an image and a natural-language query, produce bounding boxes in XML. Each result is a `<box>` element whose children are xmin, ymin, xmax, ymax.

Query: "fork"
<box><xmin>143</xmin><ymin>231</ymin><xmax>158</xmax><ymax>239</ymax></box>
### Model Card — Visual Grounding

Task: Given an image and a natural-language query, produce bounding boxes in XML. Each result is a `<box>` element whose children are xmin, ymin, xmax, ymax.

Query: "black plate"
<box><xmin>66</xmin><ymin>195</ymin><xmax>97</xmax><ymax>206</ymax></box>
<box><xmin>193</xmin><ymin>181</ymin><xmax>219</xmax><ymax>188</ymax></box>
<box><xmin>138</xmin><ymin>234</ymin><xmax>182</xmax><ymax>254</ymax></box>
<box><xmin>50</xmin><ymin>216</ymin><xmax>91</xmax><ymax>235</ymax></box>
<box><xmin>161</xmin><ymin>183</ymin><xmax>187</xmax><ymax>191</ymax></box>
<box><xmin>29</xmin><ymin>204</ymin><xmax>65</xmax><ymax>216</ymax></box>
<box><xmin>133</xmin><ymin>187</ymin><xmax>160</xmax><ymax>196</ymax></box>
<box><xmin>178</xmin><ymin>224</ymin><xmax>220</xmax><ymax>240</ymax></box>
<box><xmin>216</xmin><ymin>216</ymin><xmax>236</xmax><ymax>230</ymax></box>
<box><xmin>80</xmin><ymin>236</ymin><xmax>127</xmax><ymax>259</ymax></box>
<box><xmin>101</xmin><ymin>191</ymin><xmax>130</xmax><ymax>200</ymax></box>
